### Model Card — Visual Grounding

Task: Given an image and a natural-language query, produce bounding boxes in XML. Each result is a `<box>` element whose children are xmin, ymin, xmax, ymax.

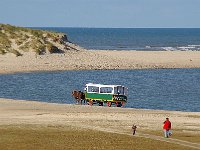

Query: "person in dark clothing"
<box><xmin>132</xmin><ymin>124</ymin><xmax>137</xmax><ymax>135</ymax></box>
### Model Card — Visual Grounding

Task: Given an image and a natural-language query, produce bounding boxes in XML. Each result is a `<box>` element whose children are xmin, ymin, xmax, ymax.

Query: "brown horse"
<box><xmin>71</xmin><ymin>90</ymin><xmax>85</xmax><ymax>104</ymax></box>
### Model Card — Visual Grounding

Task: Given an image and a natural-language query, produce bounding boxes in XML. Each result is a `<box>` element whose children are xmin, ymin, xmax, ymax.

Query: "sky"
<box><xmin>1</xmin><ymin>0</ymin><xmax>200</xmax><ymax>28</ymax></box>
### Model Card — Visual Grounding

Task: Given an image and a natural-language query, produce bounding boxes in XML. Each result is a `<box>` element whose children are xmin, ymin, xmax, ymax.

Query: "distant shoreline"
<box><xmin>1</xmin><ymin>50</ymin><xmax>200</xmax><ymax>74</ymax></box>
<box><xmin>35</xmin><ymin>27</ymin><xmax>200</xmax><ymax>51</ymax></box>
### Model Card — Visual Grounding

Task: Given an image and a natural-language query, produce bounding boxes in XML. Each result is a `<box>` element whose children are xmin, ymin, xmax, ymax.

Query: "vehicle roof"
<box><xmin>85</xmin><ymin>83</ymin><xmax>124</xmax><ymax>87</ymax></box>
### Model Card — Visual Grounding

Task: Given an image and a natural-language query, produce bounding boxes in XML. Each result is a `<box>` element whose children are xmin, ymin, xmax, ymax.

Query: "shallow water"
<box><xmin>0</xmin><ymin>69</ymin><xmax>200</xmax><ymax>112</ymax></box>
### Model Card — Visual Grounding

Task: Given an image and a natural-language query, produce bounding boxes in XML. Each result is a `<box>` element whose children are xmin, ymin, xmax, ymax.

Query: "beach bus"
<box><xmin>84</xmin><ymin>83</ymin><xmax>128</xmax><ymax>107</ymax></box>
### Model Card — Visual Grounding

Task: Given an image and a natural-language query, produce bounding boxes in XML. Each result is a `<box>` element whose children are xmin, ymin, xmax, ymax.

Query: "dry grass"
<box><xmin>173</xmin><ymin>132</ymin><xmax>200</xmax><ymax>143</ymax></box>
<box><xmin>0</xmin><ymin>125</ymin><xmax>197</xmax><ymax>150</ymax></box>
<box><xmin>0</xmin><ymin>24</ymin><xmax>68</xmax><ymax>55</ymax></box>
<box><xmin>186</xmin><ymin>115</ymin><xmax>200</xmax><ymax>119</ymax></box>
<box><xmin>139</xmin><ymin>129</ymin><xmax>200</xmax><ymax>144</ymax></box>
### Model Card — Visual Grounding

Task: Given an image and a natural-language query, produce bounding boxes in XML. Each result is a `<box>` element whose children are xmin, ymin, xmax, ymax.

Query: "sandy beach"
<box><xmin>1</xmin><ymin>98</ymin><xmax>200</xmax><ymax>132</ymax></box>
<box><xmin>1</xmin><ymin>50</ymin><xmax>200</xmax><ymax>74</ymax></box>
<box><xmin>0</xmin><ymin>98</ymin><xmax>200</xmax><ymax>149</ymax></box>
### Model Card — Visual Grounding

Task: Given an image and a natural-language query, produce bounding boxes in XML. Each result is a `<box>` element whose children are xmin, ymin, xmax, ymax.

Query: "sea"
<box><xmin>0</xmin><ymin>69</ymin><xmax>200</xmax><ymax>112</ymax></box>
<box><xmin>1</xmin><ymin>28</ymin><xmax>200</xmax><ymax>112</ymax></box>
<box><xmin>37</xmin><ymin>27</ymin><xmax>200</xmax><ymax>51</ymax></box>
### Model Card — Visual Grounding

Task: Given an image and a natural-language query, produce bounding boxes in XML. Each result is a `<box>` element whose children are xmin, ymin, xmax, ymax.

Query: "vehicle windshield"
<box><xmin>114</xmin><ymin>86</ymin><xmax>124</xmax><ymax>95</ymax></box>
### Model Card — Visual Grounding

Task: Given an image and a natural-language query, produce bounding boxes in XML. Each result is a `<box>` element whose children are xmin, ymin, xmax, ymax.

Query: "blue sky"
<box><xmin>1</xmin><ymin>0</ymin><xmax>200</xmax><ymax>28</ymax></box>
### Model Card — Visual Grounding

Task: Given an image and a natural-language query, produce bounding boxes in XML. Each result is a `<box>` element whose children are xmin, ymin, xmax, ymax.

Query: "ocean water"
<box><xmin>37</xmin><ymin>27</ymin><xmax>200</xmax><ymax>51</ymax></box>
<box><xmin>0</xmin><ymin>69</ymin><xmax>200</xmax><ymax>112</ymax></box>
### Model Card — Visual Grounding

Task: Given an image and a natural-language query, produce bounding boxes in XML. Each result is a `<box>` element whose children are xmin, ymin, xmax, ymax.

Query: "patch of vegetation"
<box><xmin>19</xmin><ymin>42</ymin><xmax>30</xmax><ymax>52</ymax></box>
<box><xmin>30</xmin><ymin>30</ymin><xmax>43</xmax><ymax>39</ymax></box>
<box><xmin>0</xmin><ymin>32</ymin><xmax>11</xmax><ymax>49</ymax></box>
<box><xmin>47</xmin><ymin>43</ymin><xmax>61</xmax><ymax>53</ymax></box>
<box><xmin>139</xmin><ymin>129</ymin><xmax>200</xmax><ymax>144</ymax></box>
<box><xmin>186</xmin><ymin>115</ymin><xmax>200</xmax><ymax>118</ymax></box>
<box><xmin>16</xmin><ymin>39</ymin><xmax>23</xmax><ymax>46</ymax></box>
<box><xmin>35</xmin><ymin>45</ymin><xmax>46</xmax><ymax>55</ymax></box>
<box><xmin>0</xmin><ymin>125</ymin><xmax>195</xmax><ymax>150</ymax></box>
<box><xmin>0</xmin><ymin>49</ymin><xmax>6</xmax><ymax>55</ymax></box>
<box><xmin>0</xmin><ymin>23</ymin><xmax>70</xmax><ymax>56</ymax></box>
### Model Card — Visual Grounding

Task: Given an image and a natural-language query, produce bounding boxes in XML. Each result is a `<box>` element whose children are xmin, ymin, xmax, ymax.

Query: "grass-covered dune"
<box><xmin>0</xmin><ymin>24</ymin><xmax>81</xmax><ymax>56</ymax></box>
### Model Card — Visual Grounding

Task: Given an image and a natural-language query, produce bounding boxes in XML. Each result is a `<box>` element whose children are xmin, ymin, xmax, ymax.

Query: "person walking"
<box><xmin>132</xmin><ymin>124</ymin><xmax>137</xmax><ymax>135</ymax></box>
<box><xmin>163</xmin><ymin>118</ymin><xmax>171</xmax><ymax>138</ymax></box>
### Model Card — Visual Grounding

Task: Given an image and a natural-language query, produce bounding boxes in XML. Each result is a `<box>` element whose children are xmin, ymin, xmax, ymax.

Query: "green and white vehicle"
<box><xmin>84</xmin><ymin>83</ymin><xmax>128</xmax><ymax>107</ymax></box>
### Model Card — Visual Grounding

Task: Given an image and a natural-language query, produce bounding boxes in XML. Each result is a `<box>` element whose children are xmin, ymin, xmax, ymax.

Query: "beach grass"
<box><xmin>139</xmin><ymin>129</ymin><xmax>200</xmax><ymax>144</ymax></box>
<box><xmin>0</xmin><ymin>24</ymin><xmax>68</xmax><ymax>55</ymax></box>
<box><xmin>0</xmin><ymin>125</ymin><xmax>196</xmax><ymax>150</ymax></box>
<box><xmin>186</xmin><ymin>115</ymin><xmax>200</xmax><ymax>118</ymax></box>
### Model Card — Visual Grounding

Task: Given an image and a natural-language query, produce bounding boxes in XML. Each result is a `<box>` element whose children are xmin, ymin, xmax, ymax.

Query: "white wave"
<box><xmin>177</xmin><ymin>45</ymin><xmax>200</xmax><ymax>51</ymax></box>
<box><xmin>188</xmin><ymin>45</ymin><xmax>200</xmax><ymax>47</ymax></box>
<box><xmin>178</xmin><ymin>46</ymin><xmax>195</xmax><ymax>49</ymax></box>
<box><xmin>162</xmin><ymin>47</ymin><xmax>177</xmax><ymax>51</ymax></box>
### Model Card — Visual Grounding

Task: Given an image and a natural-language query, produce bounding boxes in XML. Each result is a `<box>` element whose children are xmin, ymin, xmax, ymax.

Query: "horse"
<box><xmin>71</xmin><ymin>90</ymin><xmax>85</xmax><ymax>104</ymax></box>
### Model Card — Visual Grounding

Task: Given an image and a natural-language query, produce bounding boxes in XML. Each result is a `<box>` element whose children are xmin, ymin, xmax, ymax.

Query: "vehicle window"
<box><xmin>114</xmin><ymin>87</ymin><xmax>118</xmax><ymax>94</ymax></box>
<box><xmin>124</xmin><ymin>87</ymin><xmax>128</xmax><ymax>95</ymax></box>
<box><xmin>100</xmin><ymin>87</ymin><xmax>113</xmax><ymax>93</ymax></box>
<box><xmin>114</xmin><ymin>86</ymin><xmax>123</xmax><ymax>94</ymax></box>
<box><xmin>88</xmin><ymin>86</ymin><xmax>99</xmax><ymax>93</ymax></box>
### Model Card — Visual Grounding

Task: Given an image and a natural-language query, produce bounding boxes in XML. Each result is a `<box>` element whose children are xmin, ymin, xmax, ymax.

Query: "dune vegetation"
<box><xmin>0</xmin><ymin>24</ymin><xmax>80</xmax><ymax>56</ymax></box>
<box><xmin>0</xmin><ymin>125</ymin><xmax>197</xmax><ymax>150</ymax></box>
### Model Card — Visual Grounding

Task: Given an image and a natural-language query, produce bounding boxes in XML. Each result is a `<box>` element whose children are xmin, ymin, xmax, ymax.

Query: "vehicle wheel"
<box><xmin>99</xmin><ymin>102</ymin><xmax>103</xmax><ymax>106</ymax></box>
<box><xmin>107</xmin><ymin>102</ymin><xmax>111</xmax><ymax>107</ymax></box>
<box><xmin>89</xmin><ymin>100</ymin><xmax>93</xmax><ymax>106</ymax></box>
<box><xmin>116</xmin><ymin>102</ymin><xmax>122</xmax><ymax>107</ymax></box>
<box><xmin>122</xmin><ymin>102</ymin><xmax>125</xmax><ymax>107</ymax></box>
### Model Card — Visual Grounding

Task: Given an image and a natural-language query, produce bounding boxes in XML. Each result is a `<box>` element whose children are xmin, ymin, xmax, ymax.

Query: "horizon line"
<box><xmin>28</xmin><ymin>26</ymin><xmax>200</xmax><ymax>29</ymax></box>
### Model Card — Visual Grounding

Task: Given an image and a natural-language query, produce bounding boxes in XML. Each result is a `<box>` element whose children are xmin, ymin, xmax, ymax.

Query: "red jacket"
<box><xmin>163</xmin><ymin>120</ymin><xmax>171</xmax><ymax>130</ymax></box>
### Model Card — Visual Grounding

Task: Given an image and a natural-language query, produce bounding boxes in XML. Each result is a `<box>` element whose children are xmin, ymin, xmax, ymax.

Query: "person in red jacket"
<box><xmin>163</xmin><ymin>118</ymin><xmax>171</xmax><ymax>138</ymax></box>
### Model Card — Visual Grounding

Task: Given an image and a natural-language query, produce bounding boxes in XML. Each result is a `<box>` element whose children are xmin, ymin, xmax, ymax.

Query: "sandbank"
<box><xmin>0</xmin><ymin>98</ymin><xmax>200</xmax><ymax>135</ymax></box>
<box><xmin>1</xmin><ymin>50</ymin><xmax>200</xmax><ymax>74</ymax></box>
